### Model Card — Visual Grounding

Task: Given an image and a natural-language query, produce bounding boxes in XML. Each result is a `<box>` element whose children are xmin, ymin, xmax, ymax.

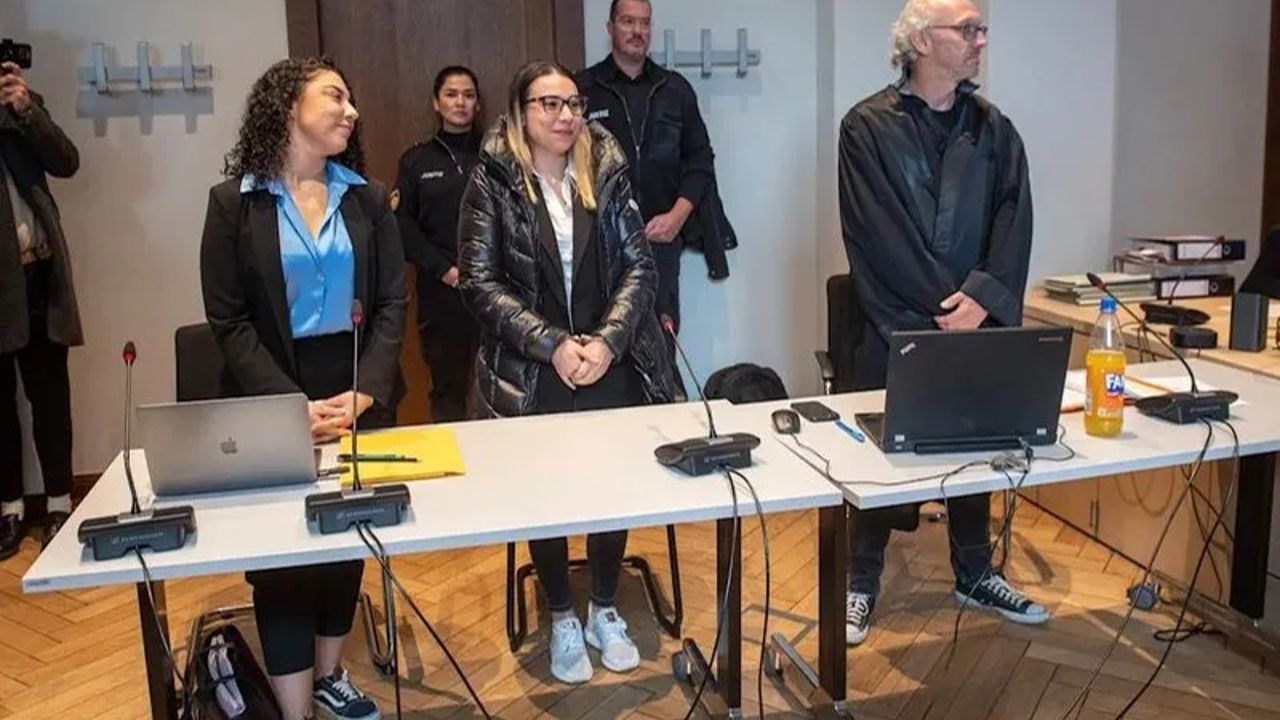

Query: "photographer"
<box><xmin>0</xmin><ymin>53</ymin><xmax>83</xmax><ymax>558</ymax></box>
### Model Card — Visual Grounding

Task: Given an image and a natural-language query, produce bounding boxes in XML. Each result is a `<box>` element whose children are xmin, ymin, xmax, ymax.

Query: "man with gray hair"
<box><xmin>838</xmin><ymin>0</ymin><xmax>1042</xmax><ymax>645</ymax></box>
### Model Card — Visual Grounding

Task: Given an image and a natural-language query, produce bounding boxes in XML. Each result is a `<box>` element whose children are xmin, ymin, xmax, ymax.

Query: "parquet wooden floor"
<box><xmin>2</xmin><ymin>500</ymin><xmax>1278</xmax><ymax>720</ymax></box>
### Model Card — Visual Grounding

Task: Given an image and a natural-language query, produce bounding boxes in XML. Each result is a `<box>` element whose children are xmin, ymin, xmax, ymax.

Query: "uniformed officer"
<box><xmin>394</xmin><ymin>65</ymin><xmax>483</xmax><ymax>422</ymax></box>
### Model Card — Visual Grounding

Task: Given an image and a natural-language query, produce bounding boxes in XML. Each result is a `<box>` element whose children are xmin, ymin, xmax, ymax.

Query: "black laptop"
<box><xmin>855</xmin><ymin>326</ymin><xmax>1072</xmax><ymax>454</ymax></box>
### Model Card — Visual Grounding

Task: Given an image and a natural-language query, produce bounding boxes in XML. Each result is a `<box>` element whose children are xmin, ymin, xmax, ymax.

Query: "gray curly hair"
<box><xmin>890</xmin><ymin>0</ymin><xmax>941</xmax><ymax>70</ymax></box>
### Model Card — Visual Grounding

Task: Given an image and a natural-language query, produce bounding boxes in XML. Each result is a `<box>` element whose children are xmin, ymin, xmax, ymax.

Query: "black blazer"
<box><xmin>199</xmin><ymin>177</ymin><xmax>406</xmax><ymax>409</ymax></box>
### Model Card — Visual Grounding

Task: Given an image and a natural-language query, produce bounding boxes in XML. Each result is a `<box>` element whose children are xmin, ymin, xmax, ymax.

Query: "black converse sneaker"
<box><xmin>314</xmin><ymin>668</ymin><xmax>380</xmax><ymax>720</ymax></box>
<box><xmin>846</xmin><ymin>592</ymin><xmax>875</xmax><ymax>646</ymax></box>
<box><xmin>954</xmin><ymin>574</ymin><xmax>1049</xmax><ymax>625</ymax></box>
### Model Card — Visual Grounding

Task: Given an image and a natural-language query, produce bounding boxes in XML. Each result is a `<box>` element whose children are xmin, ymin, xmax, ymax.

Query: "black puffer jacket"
<box><xmin>457</xmin><ymin>118</ymin><xmax>676</xmax><ymax>418</ymax></box>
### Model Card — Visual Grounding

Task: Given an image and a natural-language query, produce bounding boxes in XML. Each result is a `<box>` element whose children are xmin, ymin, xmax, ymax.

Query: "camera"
<box><xmin>0</xmin><ymin>38</ymin><xmax>32</xmax><ymax>72</ymax></box>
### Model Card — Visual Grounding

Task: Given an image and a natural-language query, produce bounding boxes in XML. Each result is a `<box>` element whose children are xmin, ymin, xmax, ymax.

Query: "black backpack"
<box><xmin>703</xmin><ymin>363</ymin><xmax>789</xmax><ymax>404</ymax></box>
<box><xmin>184</xmin><ymin>622</ymin><xmax>281</xmax><ymax>720</ymax></box>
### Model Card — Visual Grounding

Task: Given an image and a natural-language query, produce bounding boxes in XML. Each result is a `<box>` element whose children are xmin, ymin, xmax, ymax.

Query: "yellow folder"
<box><xmin>337</xmin><ymin>427</ymin><xmax>466</xmax><ymax>486</ymax></box>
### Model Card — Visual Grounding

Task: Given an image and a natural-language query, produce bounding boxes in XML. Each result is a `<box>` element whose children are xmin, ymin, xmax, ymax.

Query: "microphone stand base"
<box><xmin>306</xmin><ymin>485</ymin><xmax>411</xmax><ymax>535</ymax></box>
<box><xmin>78</xmin><ymin>506</ymin><xmax>197</xmax><ymax>561</ymax></box>
<box><xmin>1134</xmin><ymin>391</ymin><xmax>1237</xmax><ymax>424</ymax></box>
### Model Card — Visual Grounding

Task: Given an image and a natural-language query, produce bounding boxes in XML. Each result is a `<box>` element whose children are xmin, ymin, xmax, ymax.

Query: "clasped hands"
<box><xmin>308</xmin><ymin>391</ymin><xmax>374</xmax><ymax>443</ymax></box>
<box><xmin>551</xmin><ymin>335</ymin><xmax>615</xmax><ymax>389</ymax></box>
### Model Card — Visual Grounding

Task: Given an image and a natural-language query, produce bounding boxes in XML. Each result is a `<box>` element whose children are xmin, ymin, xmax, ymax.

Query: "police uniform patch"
<box><xmin>389</xmin><ymin>188</ymin><xmax>400</xmax><ymax>211</ymax></box>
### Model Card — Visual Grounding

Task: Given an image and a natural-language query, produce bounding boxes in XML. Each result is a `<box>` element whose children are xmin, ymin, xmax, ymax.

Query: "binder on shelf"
<box><xmin>1128</xmin><ymin>236</ymin><xmax>1246</xmax><ymax>262</ymax></box>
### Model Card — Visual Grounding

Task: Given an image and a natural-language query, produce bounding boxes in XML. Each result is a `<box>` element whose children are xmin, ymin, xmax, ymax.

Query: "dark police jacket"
<box><xmin>578</xmin><ymin>56</ymin><xmax>738</xmax><ymax>279</ymax></box>
<box><xmin>393</xmin><ymin>130</ymin><xmax>482</xmax><ymax>285</ymax></box>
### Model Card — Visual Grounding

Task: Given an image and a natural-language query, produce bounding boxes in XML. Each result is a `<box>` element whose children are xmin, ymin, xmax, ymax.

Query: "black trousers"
<box><xmin>847</xmin><ymin>492</ymin><xmax>993</xmax><ymax>596</ymax></box>
<box><xmin>417</xmin><ymin>277</ymin><xmax>478</xmax><ymax>423</ymax></box>
<box><xmin>528</xmin><ymin>362</ymin><xmax>644</xmax><ymax>613</ymax></box>
<box><xmin>0</xmin><ymin>260</ymin><xmax>72</xmax><ymax>504</ymax></box>
<box><xmin>246</xmin><ymin>333</ymin><xmax>393</xmax><ymax>676</ymax></box>
<box><xmin>652</xmin><ymin>236</ymin><xmax>684</xmax><ymax>331</ymax></box>
<box><xmin>846</xmin><ymin>323</ymin><xmax>993</xmax><ymax>596</ymax></box>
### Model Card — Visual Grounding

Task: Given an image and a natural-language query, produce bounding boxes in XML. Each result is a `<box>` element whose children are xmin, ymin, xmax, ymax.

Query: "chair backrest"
<box><xmin>174</xmin><ymin>323</ymin><xmax>225</xmax><ymax>402</ymax></box>
<box><xmin>826</xmin><ymin>274</ymin><xmax>865</xmax><ymax>393</ymax></box>
<box><xmin>704</xmin><ymin>363</ymin><xmax>789</xmax><ymax>404</ymax></box>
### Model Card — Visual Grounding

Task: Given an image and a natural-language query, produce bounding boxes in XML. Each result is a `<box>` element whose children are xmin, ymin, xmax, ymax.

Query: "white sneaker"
<box><xmin>584</xmin><ymin>603</ymin><xmax>640</xmax><ymax>673</ymax></box>
<box><xmin>846</xmin><ymin>592</ymin><xmax>874</xmax><ymax>646</ymax></box>
<box><xmin>549</xmin><ymin>616</ymin><xmax>593</xmax><ymax>684</ymax></box>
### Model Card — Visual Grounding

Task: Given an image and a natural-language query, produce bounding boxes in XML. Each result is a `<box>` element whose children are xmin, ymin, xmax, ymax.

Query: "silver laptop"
<box><xmin>139</xmin><ymin>393</ymin><xmax>317</xmax><ymax>496</ymax></box>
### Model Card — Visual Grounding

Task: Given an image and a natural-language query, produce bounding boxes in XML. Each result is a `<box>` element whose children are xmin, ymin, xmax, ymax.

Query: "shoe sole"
<box><xmin>315</xmin><ymin>702</ymin><xmax>381</xmax><ymax>720</ymax></box>
<box><xmin>584</xmin><ymin>626</ymin><xmax>640</xmax><ymax>673</ymax></box>
<box><xmin>953</xmin><ymin>590</ymin><xmax>1049</xmax><ymax>625</ymax></box>
<box><xmin>845</xmin><ymin>626</ymin><xmax>869</xmax><ymax>646</ymax></box>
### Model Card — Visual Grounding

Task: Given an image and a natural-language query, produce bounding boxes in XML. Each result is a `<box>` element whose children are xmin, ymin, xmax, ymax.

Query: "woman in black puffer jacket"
<box><xmin>457</xmin><ymin>60</ymin><xmax>675</xmax><ymax>685</ymax></box>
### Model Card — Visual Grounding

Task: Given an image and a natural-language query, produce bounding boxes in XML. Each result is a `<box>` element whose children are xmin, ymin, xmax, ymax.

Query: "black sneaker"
<box><xmin>954</xmin><ymin>574</ymin><xmax>1049</xmax><ymax>625</ymax></box>
<box><xmin>845</xmin><ymin>592</ymin><xmax>875</xmax><ymax>646</ymax></box>
<box><xmin>314</xmin><ymin>668</ymin><xmax>380</xmax><ymax>720</ymax></box>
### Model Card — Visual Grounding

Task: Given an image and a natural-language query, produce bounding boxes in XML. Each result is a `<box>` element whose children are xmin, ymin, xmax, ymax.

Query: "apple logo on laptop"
<box><xmin>220</xmin><ymin>437</ymin><xmax>239</xmax><ymax>455</ymax></box>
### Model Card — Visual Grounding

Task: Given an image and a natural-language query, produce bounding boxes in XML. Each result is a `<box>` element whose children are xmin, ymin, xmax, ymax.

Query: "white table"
<box><xmin>24</xmin><ymin>399</ymin><xmax>845</xmax><ymax>720</ymax></box>
<box><xmin>719</xmin><ymin>360</ymin><xmax>1280</xmax><ymax>714</ymax></box>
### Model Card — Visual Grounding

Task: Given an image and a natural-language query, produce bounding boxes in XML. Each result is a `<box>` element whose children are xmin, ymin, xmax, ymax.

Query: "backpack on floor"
<box><xmin>184</xmin><ymin>622</ymin><xmax>281</xmax><ymax>720</ymax></box>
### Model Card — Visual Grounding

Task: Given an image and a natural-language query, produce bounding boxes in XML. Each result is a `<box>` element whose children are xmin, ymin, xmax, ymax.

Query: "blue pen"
<box><xmin>835</xmin><ymin>420</ymin><xmax>865</xmax><ymax>443</ymax></box>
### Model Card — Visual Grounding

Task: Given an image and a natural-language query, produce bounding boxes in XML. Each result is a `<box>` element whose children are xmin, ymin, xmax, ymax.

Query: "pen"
<box><xmin>337</xmin><ymin>453</ymin><xmax>418</xmax><ymax>463</ymax></box>
<box><xmin>835</xmin><ymin>420</ymin><xmax>865</xmax><ymax>443</ymax></box>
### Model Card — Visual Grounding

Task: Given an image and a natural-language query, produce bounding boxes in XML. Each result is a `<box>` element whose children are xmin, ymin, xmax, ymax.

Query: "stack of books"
<box><xmin>1043</xmin><ymin>272</ymin><xmax>1156</xmax><ymax>306</ymax></box>
<box><xmin>1114</xmin><ymin>235</ymin><xmax>1246</xmax><ymax>300</ymax></box>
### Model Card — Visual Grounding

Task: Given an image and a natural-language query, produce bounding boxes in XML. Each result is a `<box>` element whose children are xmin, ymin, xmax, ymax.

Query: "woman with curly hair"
<box><xmin>199</xmin><ymin>56</ymin><xmax>404</xmax><ymax>720</ymax></box>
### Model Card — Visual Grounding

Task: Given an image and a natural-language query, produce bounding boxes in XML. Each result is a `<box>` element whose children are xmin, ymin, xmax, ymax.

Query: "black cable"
<box><xmin>1114</xmin><ymin>419</ymin><xmax>1241</xmax><ymax>720</ymax></box>
<box><xmin>355</xmin><ymin>523</ymin><xmax>491</xmax><ymax>720</ymax></box>
<box><xmin>134</xmin><ymin>551</ymin><xmax>192</xmax><ymax>710</ymax></box>
<box><xmin>680</xmin><ymin>470</ymin><xmax>742</xmax><ymax>720</ymax></box>
<box><xmin>352</xmin><ymin>524</ymin><xmax>403</xmax><ymax>720</ymax></box>
<box><xmin>946</xmin><ymin>441</ymin><xmax>1035</xmax><ymax>654</ymax></box>
<box><xmin>727</xmin><ymin>468</ymin><xmax>771</xmax><ymax>720</ymax></box>
<box><xmin>1058</xmin><ymin>420</ymin><xmax>1216</xmax><ymax>720</ymax></box>
<box><xmin>1151</xmin><ymin>621</ymin><xmax>1221</xmax><ymax>644</ymax></box>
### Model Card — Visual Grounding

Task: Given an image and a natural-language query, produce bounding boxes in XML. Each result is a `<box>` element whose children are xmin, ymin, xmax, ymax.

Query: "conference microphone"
<box><xmin>78</xmin><ymin>341</ymin><xmax>196</xmax><ymax>561</ymax></box>
<box><xmin>349</xmin><ymin>300</ymin><xmax>364</xmax><ymax>491</ymax></box>
<box><xmin>122</xmin><ymin>341</ymin><xmax>141</xmax><ymax>513</ymax></box>
<box><xmin>663</xmin><ymin>316</ymin><xmax>717</xmax><ymax>438</ymax></box>
<box><xmin>654</xmin><ymin>316</ymin><xmax>759</xmax><ymax>476</ymax></box>
<box><xmin>1085</xmin><ymin>273</ymin><xmax>1235</xmax><ymax>424</ymax></box>
<box><xmin>305</xmin><ymin>299</ymin><xmax>412</xmax><ymax>534</ymax></box>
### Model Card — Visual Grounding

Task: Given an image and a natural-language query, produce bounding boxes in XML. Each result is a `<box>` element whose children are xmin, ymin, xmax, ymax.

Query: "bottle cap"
<box><xmin>1100</xmin><ymin>297</ymin><xmax>1117</xmax><ymax>312</ymax></box>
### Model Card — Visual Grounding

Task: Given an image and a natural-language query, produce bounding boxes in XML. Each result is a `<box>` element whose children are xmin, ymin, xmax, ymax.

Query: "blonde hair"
<box><xmin>505</xmin><ymin>61</ymin><xmax>597</xmax><ymax>211</ymax></box>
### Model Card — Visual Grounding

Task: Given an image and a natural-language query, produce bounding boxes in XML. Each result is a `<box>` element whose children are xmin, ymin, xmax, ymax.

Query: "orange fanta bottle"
<box><xmin>1085</xmin><ymin>297</ymin><xmax>1126</xmax><ymax>437</ymax></box>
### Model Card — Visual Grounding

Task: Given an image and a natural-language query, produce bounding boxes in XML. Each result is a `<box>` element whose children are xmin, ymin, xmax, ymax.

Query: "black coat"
<box><xmin>839</xmin><ymin>79</ymin><xmax>1032</xmax><ymax>387</ymax></box>
<box><xmin>199</xmin><ymin>178</ymin><xmax>406</xmax><ymax>409</ymax></box>
<box><xmin>0</xmin><ymin>95</ymin><xmax>82</xmax><ymax>354</ymax></box>
<box><xmin>578</xmin><ymin>57</ymin><xmax>738</xmax><ymax>280</ymax></box>
<box><xmin>457</xmin><ymin>118</ymin><xmax>676</xmax><ymax>418</ymax></box>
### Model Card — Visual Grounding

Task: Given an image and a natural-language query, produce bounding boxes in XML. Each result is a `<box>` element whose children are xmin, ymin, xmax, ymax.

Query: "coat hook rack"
<box><xmin>651</xmin><ymin>28</ymin><xmax>762</xmax><ymax>78</ymax></box>
<box><xmin>79</xmin><ymin>42</ymin><xmax>212</xmax><ymax>94</ymax></box>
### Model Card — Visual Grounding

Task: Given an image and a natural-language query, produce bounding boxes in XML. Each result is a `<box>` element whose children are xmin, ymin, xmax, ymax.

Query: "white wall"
<box><xmin>0</xmin><ymin>1</ymin><xmax>288</xmax><ymax>474</ymax></box>
<box><xmin>986</xmin><ymin>0</ymin><xmax>1119</xmax><ymax>285</ymax></box>
<box><xmin>1111</xmin><ymin>0</ymin><xmax>1270</xmax><ymax>269</ymax></box>
<box><xmin>584</xmin><ymin>0</ymin><xmax>824</xmax><ymax>396</ymax></box>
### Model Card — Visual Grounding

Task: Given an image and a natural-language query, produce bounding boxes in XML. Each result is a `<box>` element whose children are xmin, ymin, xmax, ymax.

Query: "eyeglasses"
<box><xmin>931</xmin><ymin>23</ymin><xmax>989</xmax><ymax>42</ymax></box>
<box><xmin>525</xmin><ymin>94</ymin><xmax>588</xmax><ymax>116</ymax></box>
